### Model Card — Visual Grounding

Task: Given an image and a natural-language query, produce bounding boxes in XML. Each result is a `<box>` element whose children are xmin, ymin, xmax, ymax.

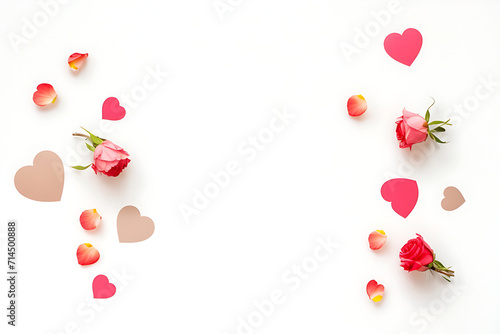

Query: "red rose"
<box><xmin>399</xmin><ymin>234</ymin><xmax>434</xmax><ymax>272</ymax></box>
<box><xmin>399</xmin><ymin>233</ymin><xmax>455</xmax><ymax>281</ymax></box>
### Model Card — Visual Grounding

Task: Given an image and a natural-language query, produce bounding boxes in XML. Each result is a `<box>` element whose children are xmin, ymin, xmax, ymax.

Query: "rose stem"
<box><xmin>433</xmin><ymin>269</ymin><xmax>455</xmax><ymax>277</ymax></box>
<box><xmin>72</xmin><ymin>133</ymin><xmax>90</xmax><ymax>139</ymax></box>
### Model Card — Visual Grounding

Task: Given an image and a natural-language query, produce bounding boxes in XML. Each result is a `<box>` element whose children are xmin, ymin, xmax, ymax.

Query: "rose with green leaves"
<box><xmin>72</xmin><ymin>127</ymin><xmax>130</xmax><ymax>177</ymax></box>
<box><xmin>396</xmin><ymin>98</ymin><xmax>451</xmax><ymax>149</ymax></box>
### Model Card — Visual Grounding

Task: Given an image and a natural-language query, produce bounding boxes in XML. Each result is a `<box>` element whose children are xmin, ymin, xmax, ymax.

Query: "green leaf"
<box><xmin>429</xmin><ymin>119</ymin><xmax>452</xmax><ymax>127</ymax></box>
<box><xmin>425</xmin><ymin>109</ymin><xmax>430</xmax><ymax>123</ymax></box>
<box><xmin>71</xmin><ymin>164</ymin><xmax>92</xmax><ymax>170</ymax></box>
<box><xmin>442</xmin><ymin>275</ymin><xmax>451</xmax><ymax>282</ymax></box>
<box><xmin>432</xmin><ymin>135</ymin><xmax>447</xmax><ymax>144</ymax></box>
<box><xmin>434</xmin><ymin>260</ymin><xmax>445</xmax><ymax>268</ymax></box>
<box><xmin>81</xmin><ymin>127</ymin><xmax>104</xmax><ymax>146</ymax></box>
<box><xmin>432</xmin><ymin>126</ymin><xmax>446</xmax><ymax>132</ymax></box>
<box><xmin>86</xmin><ymin>142</ymin><xmax>96</xmax><ymax>152</ymax></box>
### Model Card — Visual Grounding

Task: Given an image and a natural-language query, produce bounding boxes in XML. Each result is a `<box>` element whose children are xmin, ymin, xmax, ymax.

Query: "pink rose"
<box><xmin>395</xmin><ymin>108</ymin><xmax>428</xmax><ymax>149</ymax></box>
<box><xmin>91</xmin><ymin>140</ymin><xmax>130</xmax><ymax>177</ymax></box>
<box><xmin>399</xmin><ymin>234</ymin><xmax>434</xmax><ymax>272</ymax></box>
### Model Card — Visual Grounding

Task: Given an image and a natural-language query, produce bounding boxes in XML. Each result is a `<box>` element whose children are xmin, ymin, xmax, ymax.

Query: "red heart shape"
<box><xmin>384</xmin><ymin>28</ymin><xmax>423</xmax><ymax>66</ymax></box>
<box><xmin>381</xmin><ymin>178</ymin><xmax>418</xmax><ymax>218</ymax></box>
<box><xmin>102</xmin><ymin>97</ymin><xmax>126</xmax><ymax>121</ymax></box>
<box><xmin>92</xmin><ymin>275</ymin><xmax>116</xmax><ymax>299</ymax></box>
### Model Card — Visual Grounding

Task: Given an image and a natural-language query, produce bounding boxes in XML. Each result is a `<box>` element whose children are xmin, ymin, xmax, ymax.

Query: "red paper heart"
<box><xmin>381</xmin><ymin>178</ymin><xmax>418</xmax><ymax>218</ymax></box>
<box><xmin>92</xmin><ymin>275</ymin><xmax>116</xmax><ymax>299</ymax></box>
<box><xmin>384</xmin><ymin>28</ymin><xmax>423</xmax><ymax>66</ymax></box>
<box><xmin>102</xmin><ymin>97</ymin><xmax>126</xmax><ymax>121</ymax></box>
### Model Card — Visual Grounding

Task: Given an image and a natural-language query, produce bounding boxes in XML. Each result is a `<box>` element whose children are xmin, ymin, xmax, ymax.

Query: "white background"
<box><xmin>1</xmin><ymin>0</ymin><xmax>500</xmax><ymax>333</ymax></box>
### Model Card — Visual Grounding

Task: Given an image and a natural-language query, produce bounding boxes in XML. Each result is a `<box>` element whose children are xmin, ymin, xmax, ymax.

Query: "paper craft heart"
<box><xmin>441</xmin><ymin>186</ymin><xmax>465</xmax><ymax>211</ymax></box>
<box><xmin>117</xmin><ymin>206</ymin><xmax>155</xmax><ymax>243</ymax></box>
<box><xmin>381</xmin><ymin>178</ymin><xmax>418</xmax><ymax>218</ymax></box>
<box><xmin>14</xmin><ymin>151</ymin><xmax>64</xmax><ymax>202</ymax></box>
<box><xmin>92</xmin><ymin>275</ymin><xmax>116</xmax><ymax>299</ymax></box>
<box><xmin>102</xmin><ymin>97</ymin><xmax>126</xmax><ymax>121</ymax></box>
<box><xmin>384</xmin><ymin>28</ymin><xmax>423</xmax><ymax>66</ymax></box>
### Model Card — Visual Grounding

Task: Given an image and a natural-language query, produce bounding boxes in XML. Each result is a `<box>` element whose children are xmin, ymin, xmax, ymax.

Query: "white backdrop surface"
<box><xmin>1</xmin><ymin>1</ymin><xmax>500</xmax><ymax>333</ymax></box>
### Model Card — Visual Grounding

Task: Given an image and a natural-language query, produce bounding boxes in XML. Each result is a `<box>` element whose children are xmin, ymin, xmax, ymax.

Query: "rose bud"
<box><xmin>395</xmin><ymin>108</ymin><xmax>428</xmax><ymax>149</ymax></box>
<box><xmin>71</xmin><ymin>127</ymin><xmax>130</xmax><ymax>177</ymax></box>
<box><xmin>91</xmin><ymin>141</ymin><xmax>130</xmax><ymax>177</ymax></box>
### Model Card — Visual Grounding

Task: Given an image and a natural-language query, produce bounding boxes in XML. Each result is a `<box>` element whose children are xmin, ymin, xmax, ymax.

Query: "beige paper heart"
<box><xmin>117</xmin><ymin>206</ymin><xmax>155</xmax><ymax>243</ymax></box>
<box><xmin>441</xmin><ymin>186</ymin><xmax>465</xmax><ymax>211</ymax></box>
<box><xmin>14</xmin><ymin>151</ymin><xmax>64</xmax><ymax>202</ymax></box>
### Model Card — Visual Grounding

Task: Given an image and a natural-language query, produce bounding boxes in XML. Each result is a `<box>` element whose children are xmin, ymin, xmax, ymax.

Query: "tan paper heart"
<box><xmin>117</xmin><ymin>206</ymin><xmax>155</xmax><ymax>243</ymax></box>
<box><xmin>441</xmin><ymin>186</ymin><xmax>465</xmax><ymax>211</ymax></box>
<box><xmin>14</xmin><ymin>151</ymin><xmax>64</xmax><ymax>202</ymax></box>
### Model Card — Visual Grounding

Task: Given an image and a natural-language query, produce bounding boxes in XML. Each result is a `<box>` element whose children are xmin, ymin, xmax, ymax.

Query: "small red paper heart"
<box><xmin>381</xmin><ymin>178</ymin><xmax>419</xmax><ymax>218</ymax></box>
<box><xmin>102</xmin><ymin>97</ymin><xmax>126</xmax><ymax>121</ymax></box>
<box><xmin>92</xmin><ymin>275</ymin><xmax>116</xmax><ymax>299</ymax></box>
<box><xmin>384</xmin><ymin>28</ymin><xmax>423</xmax><ymax>66</ymax></box>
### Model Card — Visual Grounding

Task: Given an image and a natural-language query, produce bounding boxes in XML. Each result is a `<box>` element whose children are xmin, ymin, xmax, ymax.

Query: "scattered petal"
<box><xmin>80</xmin><ymin>209</ymin><xmax>102</xmax><ymax>230</ymax></box>
<box><xmin>77</xmin><ymin>243</ymin><xmax>100</xmax><ymax>266</ymax></box>
<box><xmin>369</xmin><ymin>230</ymin><xmax>387</xmax><ymax>250</ymax></box>
<box><xmin>366</xmin><ymin>279</ymin><xmax>385</xmax><ymax>302</ymax></box>
<box><xmin>347</xmin><ymin>94</ymin><xmax>367</xmax><ymax>117</ymax></box>
<box><xmin>33</xmin><ymin>83</ymin><xmax>57</xmax><ymax>106</ymax></box>
<box><xmin>68</xmin><ymin>53</ymin><xmax>88</xmax><ymax>71</ymax></box>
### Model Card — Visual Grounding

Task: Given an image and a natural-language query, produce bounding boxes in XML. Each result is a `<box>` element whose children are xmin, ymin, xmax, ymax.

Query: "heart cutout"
<box><xmin>384</xmin><ymin>28</ymin><xmax>423</xmax><ymax>66</ymax></box>
<box><xmin>102</xmin><ymin>97</ymin><xmax>126</xmax><ymax>121</ymax></box>
<box><xmin>92</xmin><ymin>275</ymin><xmax>116</xmax><ymax>299</ymax></box>
<box><xmin>117</xmin><ymin>206</ymin><xmax>155</xmax><ymax>243</ymax></box>
<box><xmin>441</xmin><ymin>186</ymin><xmax>465</xmax><ymax>211</ymax></box>
<box><xmin>14</xmin><ymin>151</ymin><xmax>64</xmax><ymax>202</ymax></box>
<box><xmin>381</xmin><ymin>178</ymin><xmax>418</xmax><ymax>218</ymax></box>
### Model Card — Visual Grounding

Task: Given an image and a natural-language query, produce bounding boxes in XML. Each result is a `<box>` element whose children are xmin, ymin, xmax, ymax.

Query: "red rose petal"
<box><xmin>33</xmin><ymin>83</ymin><xmax>57</xmax><ymax>106</ymax></box>
<box><xmin>347</xmin><ymin>94</ymin><xmax>367</xmax><ymax>117</ymax></box>
<box><xmin>80</xmin><ymin>209</ymin><xmax>102</xmax><ymax>230</ymax></box>
<box><xmin>68</xmin><ymin>53</ymin><xmax>88</xmax><ymax>71</ymax></box>
<box><xmin>77</xmin><ymin>243</ymin><xmax>100</xmax><ymax>266</ymax></box>
<box><xmin>366</xmin><ymin>280</ymin><xmax>384</xmax><ymax>302</ymax></box>
<box><xmin>368</xmin><ymin>230</ymin><xmax>387</xmax><ymax>250</ymax></box>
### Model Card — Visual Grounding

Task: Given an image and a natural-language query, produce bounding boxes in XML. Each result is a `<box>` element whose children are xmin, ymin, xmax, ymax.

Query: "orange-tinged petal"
<box><xmin>76</xmin><ymin>243</ymin><xmax>100</xmax><ymax>265</ymax></box>
<box><xmin>347</xmin><ymin>94</ymin><xmax>367</xmax><ymax>117</ymax></box>
<box><xmin>33</xmin><ymin>83</ymin><xmax>57</xmax><ymax>106</ymax></box>
<box><xmin>80</xmin><ymin>209</ymin><xmax>102</xmax><ymax>230</ymax></box>
<box><xmin>68</xmin><ymin>52</ymin><xmax>88</xmax><ymax>70</ymax></box>
<box><xmin>369</xmin><ymin>230</ymin><xmax>387</xmax><ymax>250</ymax></box>
<box><xmin>366</xmin><ymin>279</ymin><xmax>384</xmax><ymax>302</ymax></box>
